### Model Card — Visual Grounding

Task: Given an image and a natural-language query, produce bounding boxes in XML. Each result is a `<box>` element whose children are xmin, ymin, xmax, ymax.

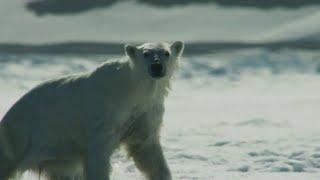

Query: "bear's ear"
<box><xmin>125</xmin><ymin>44</ymin><xmax>137</xmax><ymax>59</ymax></box>
<box><xmin>170</xmin><ymin>41</ymin><xmax>184</xmax><ymax>57</ymax></box>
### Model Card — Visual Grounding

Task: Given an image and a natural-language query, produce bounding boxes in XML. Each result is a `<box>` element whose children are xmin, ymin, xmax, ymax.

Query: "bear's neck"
<box><xmin>129</xmin><ymin>64</ymin><xmax>171</xmax><ymax>102</ymax></box>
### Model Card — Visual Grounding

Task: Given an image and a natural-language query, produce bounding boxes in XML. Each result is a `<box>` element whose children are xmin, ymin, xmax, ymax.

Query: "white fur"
<box><xmin>0</xmin><ymin>42</ymin><xmax>184</xmax><ymax>180</ymax></box>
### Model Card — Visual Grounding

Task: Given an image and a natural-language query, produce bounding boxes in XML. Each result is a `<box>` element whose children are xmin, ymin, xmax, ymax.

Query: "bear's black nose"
<box><xmin>150</xmin><ymin>63</ymin><xmax>165</xmax><ymax>78</ymax></box>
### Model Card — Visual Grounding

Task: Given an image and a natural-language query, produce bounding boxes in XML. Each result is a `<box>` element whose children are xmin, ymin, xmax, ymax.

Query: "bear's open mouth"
<box><xmin>150</xmin><ymin>63</ymin><xmax>165</xmax><ymax>78</ymax></box>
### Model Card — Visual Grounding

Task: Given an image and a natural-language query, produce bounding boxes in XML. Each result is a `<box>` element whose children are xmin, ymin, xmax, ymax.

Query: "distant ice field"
<box><xmin>1</xmin><ymin>49</ymin><xmax>320</xmax><ymax>179</ymax></box>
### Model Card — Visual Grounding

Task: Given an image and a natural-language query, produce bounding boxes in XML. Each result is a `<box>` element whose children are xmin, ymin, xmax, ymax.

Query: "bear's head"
<box><xmin>125</xmin><ymin>41</ymin><xmax>184</xmax><ymax>79</ymax></box>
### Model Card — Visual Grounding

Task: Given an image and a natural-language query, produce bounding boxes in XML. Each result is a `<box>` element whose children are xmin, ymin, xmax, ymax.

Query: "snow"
<box><xmin>1</xmin><ymin>48</ymin><xmax>320</xmax><ymax>179</ymax></box>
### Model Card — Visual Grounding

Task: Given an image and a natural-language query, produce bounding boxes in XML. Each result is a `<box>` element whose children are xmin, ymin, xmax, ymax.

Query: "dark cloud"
<box><xmin>25</xmin><ymin>0</ymin><xmax>320</xmax><ymax>15</ymax></box>
<box><xmin>25</xmin><ymin>0</ymin><xmax>117</xmax><ymax>15</ymax></box>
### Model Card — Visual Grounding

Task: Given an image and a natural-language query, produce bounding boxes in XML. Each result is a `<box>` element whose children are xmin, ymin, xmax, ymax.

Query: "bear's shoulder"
<box><xmin>93</xmin><ymin>58</ymin><xmax>131</xmax><ymax>77</ymax></box>
<box><xmin>97</xmin><ymin>58</ymin><xmax>129</xmax><ymax>69</ymax></box>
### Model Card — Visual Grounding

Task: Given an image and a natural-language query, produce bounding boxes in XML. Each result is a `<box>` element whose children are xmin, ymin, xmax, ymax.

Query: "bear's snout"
<box><xmin>149</xmin><ymin>62</ymin><xmax>165</xmax><ymax>79</ymax></box>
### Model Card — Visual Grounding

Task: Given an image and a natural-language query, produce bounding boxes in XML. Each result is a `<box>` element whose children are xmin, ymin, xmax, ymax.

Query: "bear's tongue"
<box><xmin>151</xmin><ymin>63</ymin><xmax>163</xmax><ymax>72</ymax></box>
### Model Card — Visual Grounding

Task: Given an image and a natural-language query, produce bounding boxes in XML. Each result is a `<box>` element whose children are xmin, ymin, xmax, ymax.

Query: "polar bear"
<box><xmin>0</xmin><ymin>41</ymin><xmax>184</xmax><ymax>180</ymax></box>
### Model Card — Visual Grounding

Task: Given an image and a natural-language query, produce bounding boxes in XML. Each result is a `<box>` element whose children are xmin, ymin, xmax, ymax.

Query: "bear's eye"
<box><xmin>143</xmin><ymin>52</ymin><xmax>151</xmax><ymax>58</ymax></box>
<box><xmin>164</xmin><ymin>51</ymin><xmax>170</xmax><ymax>57</ymax></box>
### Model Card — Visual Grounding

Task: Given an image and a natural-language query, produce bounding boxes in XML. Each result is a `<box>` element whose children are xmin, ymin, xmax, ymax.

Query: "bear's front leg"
<box><xmin>84</xmin><ymin>114</ymin><xmax>117</xmax><ymax>180</ymax></box>
<box><xmin>85</xmin><ymin>134</ymin><xmax>112</xmax><ymax>180</ymax></box>
<box><xmin>127</xmin><ymin>139</ymin><xmax>172</xmax><ymax>180</ymax></box>
<box><xmin>124</xmin><ymin>105</ymin><xmax>171</xmax><ymax>180</ymax></box>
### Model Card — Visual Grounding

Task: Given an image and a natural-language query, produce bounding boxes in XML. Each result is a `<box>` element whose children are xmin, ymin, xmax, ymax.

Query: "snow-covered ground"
<box><xmin>1</xmin><ymin>49</ymin><xmax>320</xmax><ymax>179</ymax></box>
<box><xmin>0</xmin><ymin>1</ymin><xmax>320</xmax><ymax>43</ymax></box>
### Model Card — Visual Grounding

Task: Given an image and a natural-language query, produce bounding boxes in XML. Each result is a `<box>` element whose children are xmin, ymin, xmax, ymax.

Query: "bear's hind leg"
<box><xmin>0</xmin><ymin>134</ymin><xmax>19</xmax><ymax>180</ymax></box>
<box><xmin>37</xmin><ymin>159</ymin><xmax>84</xmax><ymax>180</ymax></box>
<box><xmin>45</xmin><ymin>174</ymin><xmax>83</xmax><ymax>180</ymax></box>
<box><xmin>0</xmin><ymin>150</ymin><xmax>18</xmax><ymax>180</ymax></box>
